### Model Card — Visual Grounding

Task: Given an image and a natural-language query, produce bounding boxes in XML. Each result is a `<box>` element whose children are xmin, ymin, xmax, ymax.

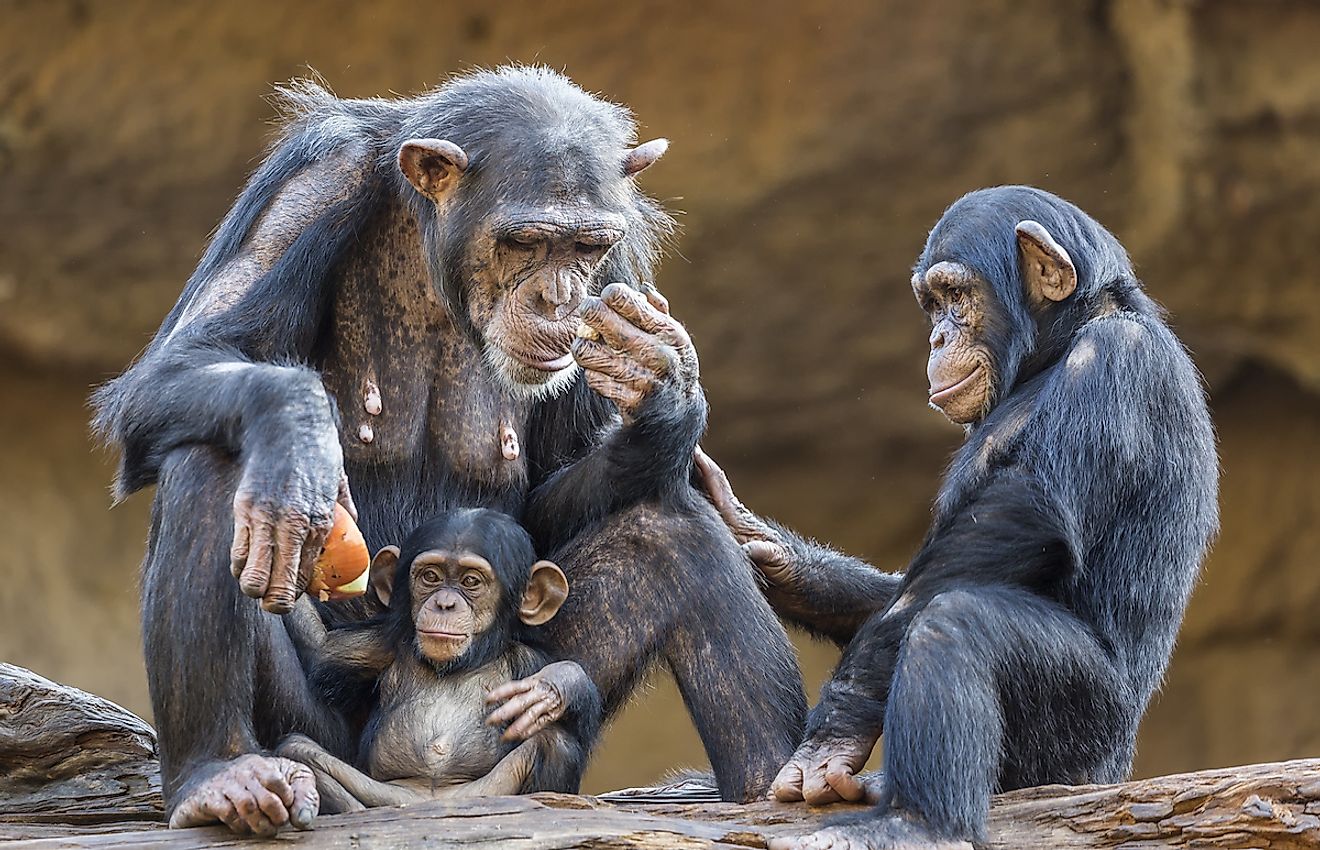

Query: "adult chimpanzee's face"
<box><xmin>461</xmin><ymin>203</ymin><xmax>627</xmax><ymax>399</ymax></box>
<box><xmin>912</xmin><ymin>261</ymin><xmax>997</xmax><ymax>425</ymax></box>
<box><xmin>397</xmin><ymin>135</ymin><xmax>668</xmax><ymax>401</ymax></box>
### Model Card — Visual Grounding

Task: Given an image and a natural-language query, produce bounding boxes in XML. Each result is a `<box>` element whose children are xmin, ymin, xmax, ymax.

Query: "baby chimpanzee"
<box><xmin>278</xmin><ymin>508</ymin><xmax>601</xmax><ymax>812</ymax></box>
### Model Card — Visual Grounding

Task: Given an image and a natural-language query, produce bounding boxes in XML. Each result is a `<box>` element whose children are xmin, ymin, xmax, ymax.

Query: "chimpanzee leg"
<box><xmin>544</xmin><ymin>495</ymin><xmax>807</xmax><ymax>801</ymax></box>
<box><xmin>143</xmin><ymin>447</ymin><xmax>352</xmax><ymax>815</ymax></box>
<box><xmin>776</xmin><ymin>587</ymin><xmax>1131</xmax><ymax>850</ymax></box>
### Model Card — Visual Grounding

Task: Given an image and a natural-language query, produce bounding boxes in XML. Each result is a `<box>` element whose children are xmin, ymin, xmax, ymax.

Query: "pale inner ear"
<box><xmin>368</xmin><ymin>545</ymin><xmax>401</xmax><ymax>607</ymax></box>
<box><xmin>519</xmin><ymin>560</ymin><xmax>569</xmax><ymax>626</ymax></box>
<box><xmin>1016</xmin><ymin>220</ymin><xmax>1077</xmax><ymax>303</ymax></box>
<box><xmin>623</xmin><ymin>138</ymin><xmax>669</xmax><ymax>176</ymax></box>
<box><xmin>398</xmin><ymin>138</ymin><xmax>468</xmax><ymax>203</ymax></box>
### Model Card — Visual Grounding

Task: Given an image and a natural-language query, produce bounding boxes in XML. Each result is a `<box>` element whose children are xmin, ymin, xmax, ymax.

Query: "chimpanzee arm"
<box><xmin>92</xmin><ymin>142</ymin><xmax>379</xmax><ymax>613</ymax></box>
<box><xmin>692</xmin><ymin>447</ymin><xmax>902</xmax><ymax>644</ymax></box>
<box><xmin>285</xmin><ymin>599</ymin><xmax>393</xmax><ymax>714</ymax></box>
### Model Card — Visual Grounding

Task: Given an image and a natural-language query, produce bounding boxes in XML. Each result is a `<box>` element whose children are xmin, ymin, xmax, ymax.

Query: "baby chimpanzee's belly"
<box><xmin>363</xmin><ymin>662</ymin><xmax>513</xmax><ymax>788</ymax></box>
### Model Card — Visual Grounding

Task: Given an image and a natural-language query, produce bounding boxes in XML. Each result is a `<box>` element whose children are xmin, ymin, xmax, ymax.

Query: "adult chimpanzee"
<box><xmin>93</xmin><ymin>66</ymin><xmax>805</xmax><ymax>834</ymax></box>
<box><xmin>698</xmin><ymin>186</ymin><xmax>1218</xmax><ymax>849</ymax></box>
<box><xmin>275</xmin><ymin>508</ymin><xmax>601</xmax><ymax>815</ymax></box>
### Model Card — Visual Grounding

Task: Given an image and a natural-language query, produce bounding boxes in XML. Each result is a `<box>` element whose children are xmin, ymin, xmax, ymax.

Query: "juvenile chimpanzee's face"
<box><xmin>398</xmin><ymin>131</ymin><xmax>668</xmax><ymax>401</ymax></box>
<box><xmin>912</xmin><ymin>262</ymin><xmax>998</xmax><ymax>425</ymax></box>
<box><xmin>912</xmin><ymin>218</ymin><xmax>1078</xmax><ymax>425</ymax></box>
<box><xmin>368</xmin><ymin>509</ymin><xmax>570</xmax><ymax>671</ymax></box>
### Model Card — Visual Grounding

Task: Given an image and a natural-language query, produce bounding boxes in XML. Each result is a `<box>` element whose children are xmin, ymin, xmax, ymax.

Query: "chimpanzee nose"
<box><xmin>536</xmin><ymin>270</ymin><xmax>580</xmax><ymax>320</ymax></box>
<box><xmin>930</xmin><ymin>326</ymin><xmax>946</xmax><ymax>349</ymax></box>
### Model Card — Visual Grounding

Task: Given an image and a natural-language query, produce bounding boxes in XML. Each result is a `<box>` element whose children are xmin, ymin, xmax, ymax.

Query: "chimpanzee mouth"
<box><xmin>511</xmin><ymin>351</ymin><xmax>575</xmax><ymax>372</ymax></box>
<box><xmin>929</xmin><ymin>365</ymin><xmax>985</xmax><ymax>406</ymax></box>
<box><xmin>419</xmin><ymin>630</ymin><xmax>469</xmax><ymax>642</ymax></box>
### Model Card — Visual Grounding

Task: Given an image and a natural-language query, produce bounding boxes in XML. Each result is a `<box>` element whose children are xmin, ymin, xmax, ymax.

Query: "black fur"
<box><xmin>92</xmin><ymin>66</ymin><xmax>803</xmax><ymax>807</ymax></box>
<box><xmin>768</xmin><ymin>187</ymin><xmax>1218</xmax><ymax>842</ymax></box>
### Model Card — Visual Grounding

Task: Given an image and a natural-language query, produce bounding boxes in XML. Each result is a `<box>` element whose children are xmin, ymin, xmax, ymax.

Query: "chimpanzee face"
<box><xmin>912</xmin><ymin>220</ymin><xmax>1077</xmax><ymax>425</ymax></box>
<box><xmin>397</xmin><ymin>131</ymin><xmax>667</xmax><ymax>402</ymax></box>
<box><xmin>368</xmin><ymin>509</ymin><xmax>569</xmax><ymax>671</ymax></box>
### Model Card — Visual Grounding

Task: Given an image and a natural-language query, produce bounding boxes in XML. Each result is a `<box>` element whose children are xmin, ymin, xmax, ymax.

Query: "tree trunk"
<box><xmin>1</xmin><ymin>664</ymin><xmax>1316</xmax><ymax>848</ymax></box>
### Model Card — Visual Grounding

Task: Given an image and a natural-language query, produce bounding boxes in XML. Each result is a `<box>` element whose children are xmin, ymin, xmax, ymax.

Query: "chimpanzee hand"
<box><xmin>770</xmin><ymin>735</ymin><xmax>879</xmax><ymax>805</ymax></box>
<box><xmin>168</xmin><ymin>753</ymin><xmax>319</xmax><ymax>835</ymax></box>
<box><xmin>572</xmin><ymin>282</ymin><xmax>700</xmax><ymax>424</ymax></box>
<box><xmin>693</xmin><ymin>446</ymin><xmax>798</xmax><ymax>587</ymax></box>
<box><xmin>230</xmin><ymin>394</ymin><xmax>358</xmax><ymax>614</ymax></box>
<box><xmin>484</xmin><ymin>660</ymin><xmax>591</xmax><ymax>741</ymax></box>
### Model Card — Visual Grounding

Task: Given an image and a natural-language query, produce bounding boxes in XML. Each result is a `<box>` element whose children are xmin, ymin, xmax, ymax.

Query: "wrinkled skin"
<box><xmin>168</xmin><ymin>754</ymin><xmax>319</xmax><ymax>836</ymax></box>
<box><xmin>911</xmin><ymin>262</ymin><xmax>995</xmax><ymax>426</ymax></box>
<box><xmin>486</xmin><ymin>660</ymin><xmax>592</xmax><ymax>741</ymax></box>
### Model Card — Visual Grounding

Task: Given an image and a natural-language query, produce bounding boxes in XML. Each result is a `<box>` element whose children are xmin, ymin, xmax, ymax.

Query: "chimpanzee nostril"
<box><xmin>930</xmin><ymin>327</ymin><xmax>946</xmax><ymax>349</ymax></box>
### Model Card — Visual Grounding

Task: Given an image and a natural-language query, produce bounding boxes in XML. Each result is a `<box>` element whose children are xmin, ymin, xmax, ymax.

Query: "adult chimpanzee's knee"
<box><xmin>881</xmin><ymin>588</ymin><xmax>1129</xmax><ymax>842</ymax></box>
<box><xmin>542</xmin><ymin>496</ymin><xmax>807</xmax><ymax>801</ymax></box>
<box><xmin>144</xmin><ymin>447</ymin><xmax>350</xmax><ymax>833</ymax></box>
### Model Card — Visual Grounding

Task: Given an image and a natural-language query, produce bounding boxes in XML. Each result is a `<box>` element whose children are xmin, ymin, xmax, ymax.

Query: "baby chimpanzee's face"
<box><xmin>406</xmin><ymin>549</ymin><xmax>500</xmax><ymax>664</ymax></box>
<box><xmin>366</xmin><ymin>509</ymin><xmax>571</xmax><ymax>672</ymax></box>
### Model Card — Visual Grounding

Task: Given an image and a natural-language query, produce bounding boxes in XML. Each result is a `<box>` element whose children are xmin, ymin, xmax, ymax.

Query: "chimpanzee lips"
<box><xmin>419</xmin><ymin>630</ymin><xmax>468</xmax><ymax>642</ymax></box>
<box><xmin>512</xmin><ymin>351</ymin><xmax>575</xmax><ymax>372</ymax></box>
<box><xmin>929</xmin><ymin>365</ymin><xmax>984</xmax><ymax>406</ymax></box>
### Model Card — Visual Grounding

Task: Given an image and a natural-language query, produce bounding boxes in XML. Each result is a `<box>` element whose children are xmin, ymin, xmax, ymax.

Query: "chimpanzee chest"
<box><xmin>318</xmin><ymin>224</ymin><xmax>530</xmax><ymax>492</ymax></box>
<box><xmin>362</xmin><ymin>661</ymin><xmax>513</xmax><ymax>786</ymax></box>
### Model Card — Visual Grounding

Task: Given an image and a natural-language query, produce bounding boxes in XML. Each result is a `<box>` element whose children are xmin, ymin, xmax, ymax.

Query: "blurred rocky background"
<box><xmin>1</xmin><ymin>0</ymin><xmax>1317</xmax><ymax>792</ymax></box>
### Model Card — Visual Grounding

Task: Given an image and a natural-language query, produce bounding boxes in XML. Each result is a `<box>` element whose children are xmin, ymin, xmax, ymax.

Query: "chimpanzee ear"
<box><xmin>398</xmin><ymin>139</ymin><xmax>468</xmax><ymax>203</ymax></box>
<box><xmin>1016</xmin><ymin>220</ymin><xmax>1077</xmax><ymax>303</ymax></box>
<box><xmin>623</xmin><ymin>138</ymin><xmax>669</xmax><ymax>176</ymax></box>
<box><xmin>519</xmin><ymin>561</ymin><xmax>569</xmax><ymax>626</ymax></box>
<box><xmin>368</xmin><ymin>546</ymin><xmax>401</xmax><ymax>607</ymax></box>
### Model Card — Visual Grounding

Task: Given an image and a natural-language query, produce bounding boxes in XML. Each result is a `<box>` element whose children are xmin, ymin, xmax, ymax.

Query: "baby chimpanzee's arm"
<box><xmin>284</xmin><ymin>598</ymin><xmax>394</xmax><ymax>714</ymax></box>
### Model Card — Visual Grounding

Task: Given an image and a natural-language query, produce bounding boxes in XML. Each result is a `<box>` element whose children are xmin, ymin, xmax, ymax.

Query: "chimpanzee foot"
<box><xmin>168</xmin><ymin>753</ymin><xmax>319</xmax><ymax>835</ymax></box>
<box><xmin>768</xmin><ymin>811</ymin><xmax>973</xmax><ymax>850</ymax></box>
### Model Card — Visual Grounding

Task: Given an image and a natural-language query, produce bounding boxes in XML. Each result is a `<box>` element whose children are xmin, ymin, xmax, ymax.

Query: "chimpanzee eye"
<box><xmin>574</xmin><ymin>241</ymin><xmax>605</xmax><ymax>255</ymax></box>
<box><xmin>460</xmin><ymin>572</ymin><xmax>482</xmax><ymax>590</ymax></box>
<box><xmin>420</xmin><ymin>568</ymin><xmax>441</xmax><ymax>585</ymax></box>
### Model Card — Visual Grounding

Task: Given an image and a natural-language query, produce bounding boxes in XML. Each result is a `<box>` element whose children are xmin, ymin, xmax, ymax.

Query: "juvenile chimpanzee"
<box><xmin>93</xmin><ymin>66</ymin><xmax>805</xmax><ymax>832</ymax></box>
<box><xmin>276</xmin><ymin>508</ymin><xmax>600</xmax><ymax>812</ymax></box>
<box><xmin>698</xmin><ymin>186</ymin><xmax>1219</xmax><ymax>849</ymax></box>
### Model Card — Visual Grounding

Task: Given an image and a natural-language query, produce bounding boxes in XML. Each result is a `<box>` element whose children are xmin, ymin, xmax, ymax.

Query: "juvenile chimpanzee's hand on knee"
<box><xmin>229</xmin><ymin>395</ymin><xmax>358</xmax><ymax>615</ymax></box>
<box><xmin>572</xmin><ymin>282</ymin><xmax>700</xmax><ymax>424</ymax></box>
<box><xmin>168</xmin><ymin>753</ymin><xmax>319</xmax><ymax>835</ymax></box>
<box><xmin>484</xmin><ymin>660</ymin><xmax>591</xmax><ymax>741</ymax></box>
<box><xmin>693</xmin><ymin>446</ymin><xmax>798</xmax><ymax>585</ymax></box>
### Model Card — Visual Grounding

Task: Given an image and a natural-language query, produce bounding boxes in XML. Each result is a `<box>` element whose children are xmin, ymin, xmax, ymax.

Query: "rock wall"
<box><xmin>1</xmin><ymin>0</ymin><xmax>1317</xmax><ymax>792</ymax></box>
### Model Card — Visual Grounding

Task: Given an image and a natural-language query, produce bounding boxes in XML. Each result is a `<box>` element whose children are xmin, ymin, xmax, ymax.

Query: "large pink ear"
<box><xmin>368</xmin><ymin>545</ymin><xmax>401</xmax><ymax>606</ymax></box>
<box><xmin>398</xmin><ymin>139</ymin><xmax>468</xmax><ymax>203</ymax></box>
<box><xmin>518</xmin><ymin>561</ymin><xmax>569</xmax><ymax>626</ymax></box>
<box><xmin>1016</xmin><ymin>220</ymin><xmax>1077</xmax><ymax>303</ymax></box>
<box><xmin>623</xmin><ymin>138</ymin><xmax>669</xmax><ymax>176</ymax></box>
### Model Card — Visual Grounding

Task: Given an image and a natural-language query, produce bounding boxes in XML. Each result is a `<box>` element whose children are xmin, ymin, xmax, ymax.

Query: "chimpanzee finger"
<box><xmin>485</xmin><ymin>678</ymin><xmax>535</xmax><ymax>705</ymax></box>
<box><xmin>485</xmin><ymin>687</ymin><xmax>545</xmax><ymax>728</ymax></box>
<box><xmin>279</xmin><ymin>758</ymin><xmax>319</xmax><ymax>830</ymax></box>
<box><xmin>250</xmin><ymin>759</ymin><xmax>295</xmax><ymax>809</ymax></box>
<box><xmin>578</xmin><ymin>298</ymin><xmax>670</xmax><ymax>371</ymax></box>
<box><xmin>296</xmin><ymin>515</ymin><xmax>333</xmax><ymax>595</ymax></box>
<box><xmin>823</xmin><ymin>757</ymin><xmax>866</xmax><ymax>802</ymax></box>
<box><xmin>262</xmin><ymin>519</ymin><xmax>308</xmax><ymax>614</ymax></box>
<box><xmin>603</xmin><ymin>282</ymin><xmax>694</xmax><ymax>353</ymax></box>
<box><xmin>642</xmin><ymin>282</ymin><xmax>670</xmax><ymax>315</ymax></box>
<box><xmin>573</xmin><ymin>338</ymin><xmax>658</xmax><ymax>384</ymax></box>
<box><xmin>230</xmin><ymin>509</ymin><xmax>251</xmax><ymax>579</ymax></box>
<box><xmin>504</xmin><ymin>702</ymin><xmax>556</xmax><ymax>741</ymax></box>
<box><xmin>693</xmin><ymin>447</ymin><xmax>740</xmax><ymax>519</ymax></box>
<box><xmin>241</xmin><ymin>774</ymin><xmax>289</xmax><ymax>831</ymax></box>
<box><xmin>583</xmin><ymin>371</ymin><xmax>646</xmax><ymax>414</ymax></box>
<box><xmin>337</xmin><ymin>472</ymin><xmax>358</xmax><ymax>522</ymax></box>
<box><xmin>238</xmin><ymin>517</ymin><xmax>276</xmax><ymax>599</ymax></box>
<box><xmin>228</xmin><ymin>782</ymin><xmax>277</xmax><ymax>837</ymax></box>
<box><xmin>771</xmin><ymin>761</ymin><xmax>807</xmax><ymax>802</ymax></box>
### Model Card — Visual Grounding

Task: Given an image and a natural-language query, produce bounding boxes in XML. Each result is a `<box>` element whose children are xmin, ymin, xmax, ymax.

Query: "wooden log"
<box><xmin>0</xmin><ymin>663</ymin><xmax>163</xmax><ymax>824</ymax></box>
<box><xmin>1</xmin><ymin>759</ymin><xmax>1313</xmax><ymax>848</ymax></box>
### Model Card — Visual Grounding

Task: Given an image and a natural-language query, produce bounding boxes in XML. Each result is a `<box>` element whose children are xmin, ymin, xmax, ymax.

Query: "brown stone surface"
<box><xmin>1</xmin><ymin>0</ymin><xmax>1318</xmax><ymax>795</ymax></box>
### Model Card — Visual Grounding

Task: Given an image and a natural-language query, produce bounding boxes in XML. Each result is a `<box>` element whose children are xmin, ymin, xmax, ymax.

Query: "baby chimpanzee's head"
<box><xmin>368</xmin><ymin>509</ymin><xmax>567</xmax><ymax>673</ymax></box>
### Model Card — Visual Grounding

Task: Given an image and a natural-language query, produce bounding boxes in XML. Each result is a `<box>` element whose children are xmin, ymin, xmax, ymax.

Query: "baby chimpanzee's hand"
<box><xmin>485</xmin><ymin>661</ymin><xmax>591</xmax><ymax>741</ymax></box>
